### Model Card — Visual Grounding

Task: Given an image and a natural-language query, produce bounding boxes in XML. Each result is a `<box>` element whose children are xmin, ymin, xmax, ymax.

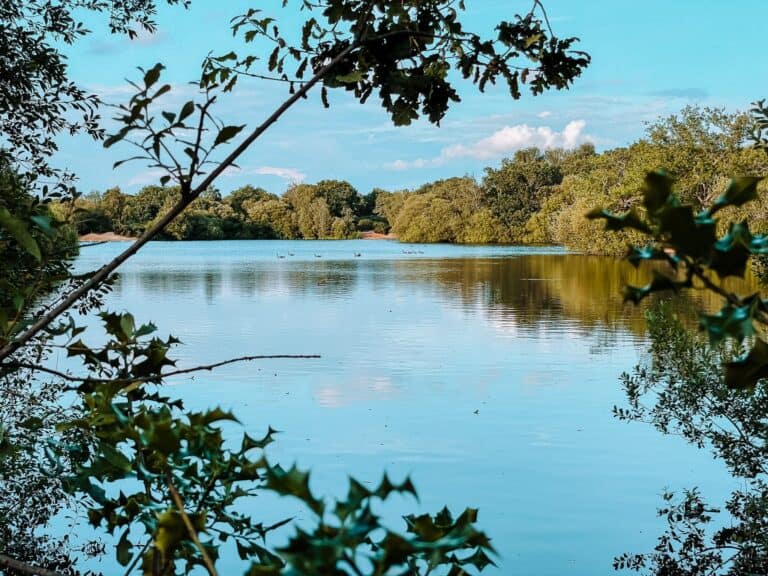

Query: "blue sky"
<box><xmin>59</xmin><ymin>0</ymin><xmax>768</xmax><ymax>196</ymax></box>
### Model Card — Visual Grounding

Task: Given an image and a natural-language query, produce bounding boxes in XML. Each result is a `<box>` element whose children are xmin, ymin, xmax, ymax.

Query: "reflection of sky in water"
<box><xmin>68</xmin><ymin>240</ymin><xmax>745</xmax><ymax>575</ymax></box>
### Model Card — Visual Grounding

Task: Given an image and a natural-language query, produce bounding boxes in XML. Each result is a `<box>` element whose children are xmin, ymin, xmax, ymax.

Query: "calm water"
<box><xmin>69</xmin><ymin>240</ymin><xmax>741</xmax><ymax>575</ymax></box>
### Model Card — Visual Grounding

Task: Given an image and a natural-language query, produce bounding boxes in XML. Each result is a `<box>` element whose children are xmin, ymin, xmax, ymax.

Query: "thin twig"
<box><xmin>123</xmin><ymin>538</ymin><xmax>152</xmax><ymax>576</ymax></box>
<box><xmin>5</xmin><ymin>354</ymin><xmax>321</xmax><ymax>384</ymax></box>
<box><xmin>166</xmin><ymin>472</ymin><xmax>218</xmax><ymax>576</ymax></box>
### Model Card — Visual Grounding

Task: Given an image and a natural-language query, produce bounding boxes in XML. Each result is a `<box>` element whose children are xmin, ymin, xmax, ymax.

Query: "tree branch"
<box><xmin>166</xmin><ymin>472</ymin><xmax>218</xmax><ymax>576</ymax></box>
<box><xmin>5</xmin><ymin>354</ymin><xmax>321</xmax><ymax>384</ymax></box>
<box><xmin>0</xmin><ymin>41</ymin><xmax>359</xmax><ymax>363</ymax></box>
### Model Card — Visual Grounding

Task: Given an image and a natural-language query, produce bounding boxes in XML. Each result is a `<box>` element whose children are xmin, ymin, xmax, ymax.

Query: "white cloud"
<box><xmin>126</xmin><ymin>169</ymin><xmax>170</xmax><ymax>186</ymax></box>
<box><xmin>254</xmin><ymin>166</ymin><xmax>306</xmax><ymax>182</ymax></box>
<box><xmin>226</xmin><ymin>166</ymin><xmax>306</xmax><ymax>183</ymax></box>
<box><xmin>129</xmin><ymin>29</ymin><xmax>166</xmax><ymax>46</ymax></box>
<box><xmin>387</xmin><ymin>120</ymin><xmax>590</xmax><ymax>170</ymax></box>
<box><xmin>536</xmin><ymin>111</ymin><xmax>553</xmax><ymax>118</ymax></box>
<box><xmin>445</xmin><ymin>120</ymin><xmax>588</xmax><ymax>159</ymax></box>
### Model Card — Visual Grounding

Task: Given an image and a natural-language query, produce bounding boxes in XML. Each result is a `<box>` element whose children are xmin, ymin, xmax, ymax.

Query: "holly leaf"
<box><xmin>725</xmin><ymin>338</ymin><xmax>768</xmax><ymax>389</ymax></box>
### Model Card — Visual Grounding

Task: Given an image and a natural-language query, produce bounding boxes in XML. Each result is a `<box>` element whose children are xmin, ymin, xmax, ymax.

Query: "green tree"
<box><xmin>243</xmin><ymin>197</ymin><xmax>299</xmax><ymax>239</ymax></box>
<box><xmin>0</xmin><ymin>1</ymin><xmax>590</xmax><ymax>573</ymax></box>
<box><xmin>283</xmin><ymin>184</ymin><xmax>336</xmax><ymax>239</ymax></box>
<box><xmin>0</xmin><ymin>1</ymin><xmax>189</xmax><ymax>188</ymax></box>
<box><xmin>482</xmin><ymin>147</ymin><xmax>563</xmax><ymax>241</ymax></box>
<box><xmin>374</xmin><ymin>189</ymin><xmax>409</xmax><ymax>230</ymax></box>
<box><xmin>225</xmin><ymin>185</ymin><xmax>273</xmax><ymax>214</ymax></box>
<box><xmin>392</xmin><ymin>177</ymin><xmax>486</xmax><ymax>243</ymax></box>
<box><xmin>0</xmin><ymin>159</ymin><xmax>83</xmax><ymax>573</ymax></box>
<box><xmin>102</xmin><ymin>187</ymin><xmax>128</xmax><ymax>228</ymax></box>
<box><xmin>119</xmin><ymin>186</ymin><xmax>177</xmax><ymax>236</ymax></box>
<box><xmin>613</xmin><ymin>305</ymin><xmax>768</xmax><ymax>574</ymax></box>
<box><xmin>313</xmin><ymin>180</ymin><xmax>360</xmax><ymax>218</ymax></box>
<box><xmin>646</xmin><ymin>106</ymin><xmax>760</xmax><ymax>208</ymax></box>
<box><xmin>331</xmin><ymin>207</ymin><xmax>359</xmax><ymax>239</ymax></box>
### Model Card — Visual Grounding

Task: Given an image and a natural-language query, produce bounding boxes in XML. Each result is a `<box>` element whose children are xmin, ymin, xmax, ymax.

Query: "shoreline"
<box><xmin>360</xmin><ymin>231</ymin><xmax>397</xmax><ymax>240</ymax></box>
<box><xmin>80</xmin><ymin>231</ymin><xmax>398</xmax><ymax>242</ymax></box>
<box><xmin>79</xmin><ymin>232</ymin><xmax>137</xmax><ymax>242</ymax></box>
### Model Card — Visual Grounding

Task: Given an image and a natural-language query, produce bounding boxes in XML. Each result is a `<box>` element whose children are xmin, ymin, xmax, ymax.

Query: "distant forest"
<box><xmin>61</xmin><ymin>106</ymin><xmax>768</xmax><ymax>255</ymax></box>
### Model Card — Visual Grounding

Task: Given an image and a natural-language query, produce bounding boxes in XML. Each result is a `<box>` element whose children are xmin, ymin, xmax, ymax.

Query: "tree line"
<box><xmin>60</xmin><ymin>105</ymin><xmax>768</xmax><ymax>254</ymax></box>
<box><xmin>1</xmin><ymin>0</ymin><xmax>593</xmax><ymax>574</ymax></box>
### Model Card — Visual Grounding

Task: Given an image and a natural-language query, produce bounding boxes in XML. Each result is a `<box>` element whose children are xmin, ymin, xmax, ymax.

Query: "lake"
<box><xmin>70</xmin><ymin>239</ymin><xmax>740</xmax><ymax>575</ymax></box>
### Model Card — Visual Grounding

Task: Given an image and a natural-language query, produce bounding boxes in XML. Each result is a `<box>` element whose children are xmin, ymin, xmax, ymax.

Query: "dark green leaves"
<box><xmin>0</xmin><ymin>206</ymin><xmax>41</xmax><ymax>260</ymax></box>
<box><xmin>712</xmin><ymin>176</ymin><xmax>762</xmax><ymax>212</ymax></box>
<box><xmin>586</xmin><ymin>208</ymin><xmax>650</xmax><ymax>233</ymax></box>
<box><xmin>265</xmin><ymin>464</ymin><xmax>325</xmax><ymax>516</ymax></box>
<box><xmin>211</xmin><ymin>0</ymin><xmax>589</xmax><ymax>128</ymax></box>
<box><xmin>642</xmin><ymin>170</ymin><xmax>674</xmax><ymax>215</ymax></box>
<box><xmin>725</xmin><ymin>338</ymin><xmax>768</xmax><ymax>389</ymax></box>
<box><xmin>178</xmin><ymin>101</ymin><xmax>195</xmax><ymax>122</ymax></box>
<box><xmin>213</xmin><ymin>124</ymin><xmax>245</xmax><ymax>147</ymax></box>
<box><xmin>143</xmin><ymin>63</ymin><xmax>165</xmax><ymax>88</ymax></box>
<box><xmin>599</xmin><ymin>171</ymin><xmax>768</xmax><ymax>391</ymax></box>
<box><xmin>699</xmin><ymin>300</ymin><xmax>760</xmax><ymax>345</ymax></box>
<box><xmin>116</xmin><ymin>530</ymin><xmax>133</xmax><ymax>566</ymax></box>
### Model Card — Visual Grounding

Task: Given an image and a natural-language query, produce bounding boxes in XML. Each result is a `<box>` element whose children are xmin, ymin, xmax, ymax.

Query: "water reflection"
<box><xmin>114</xmin><ymin>253</ymin><xmax>759</xmax><ymax>338</ymax></box>
<box><xmin>71</xmin><ymin>241</ymin><xmax>749</xmax><ymax>575</ymax></box>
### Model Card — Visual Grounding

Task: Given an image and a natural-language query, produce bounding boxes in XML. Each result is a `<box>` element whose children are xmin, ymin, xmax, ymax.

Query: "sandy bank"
<box><xmin>361</xmin><ymin>231</ymin><xmax>397</xmax><ymax>240</ymax></box>
<box><xmin>79</xmin><ymin>232</ymin><xmax>137</xmax><ymax>242</ymax></box>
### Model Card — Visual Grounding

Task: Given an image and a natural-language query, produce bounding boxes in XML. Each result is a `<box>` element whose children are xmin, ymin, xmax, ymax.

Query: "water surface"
<box><xmin>71</xmin><ymin>240</ymin><xmax>744</xmax><ymax>575</ymax></box>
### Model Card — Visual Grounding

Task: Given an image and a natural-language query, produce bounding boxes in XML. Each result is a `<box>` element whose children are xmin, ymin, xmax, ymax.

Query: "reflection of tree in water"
<box><xmin>203</xmin><ymin>271</ymin><xmax>222</xmax><ymax>302</ymax></box>
<box><xmin>129</xmin><ymin>270</ymin><xmax>202</xmax><ymax>294</ymax></box>
<box><xmin>127</xmin><ymin>254</ymin><xmax>759</xmax><ymax>343</ymax></box>
<box><xmin>230</xmin><ymin>268</ymin><xmax>272</xmax><ymax>296</ymax></box>
<box><xmin>390</xmin><ymin>256</ymin><xmax>648</xmax><ymax>340</ymax></box>
<box><xmin>615</xmin><ymin>304</ymin><xmax>768</xmax><ymax>574</ymax></box>
<box><xmin>406</xmin><ymin>255</ymin><xmax>760</xmax><ymax>341</ymax></box>
<box><xmin>282</xmin><ymin>261</ymin><xmax>358</xmax><ymax>298</ymax></box>
<box><xmin>131</xmin><ymin>261</ymin><xmax>359</xmax><ymax>299</ymax></box>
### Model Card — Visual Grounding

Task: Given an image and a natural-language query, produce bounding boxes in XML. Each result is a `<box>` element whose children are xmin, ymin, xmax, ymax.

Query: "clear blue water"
<box><xmin>68</xmin><ymin>240</ymin><xmax>736</xmax><ymax>575</ymax></box>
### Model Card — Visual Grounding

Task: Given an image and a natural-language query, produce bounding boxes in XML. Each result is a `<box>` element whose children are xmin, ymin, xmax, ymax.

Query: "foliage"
<box><xmin>0</xmin><ymin>0</ymin><xmax>189</xmax><ymax>190</ymax></box>
<box><xmin>482</xmin><ymin>147</ymin><xmax>563</xmax><ymax>241</ymax></box>
<box><xmin>0</xmin><ymin>159</ymin><xmax>78</xmax><ymax>343</ymax></box>
<box><xmin>0</xmin><ymin>162</ymin><xmax>86</xmax><ymax>573</ymax></box>
<box><xmin>205</xmin><ymin>0</ymin><xmax>589</xmax><ymax>128</ymax></box>
<box><xmin>645</xmin><ymin>107</ymin><xmax>758</xmax><ymax>208</ymax></box>
<box><xmin>61</xmin><ymin>182</ymin><xmax>370</xmax><ymax>240</ymax></box>
<box><xmin>593</xmin><ymin>104</ymin><xmax>768</xmax><ymax>574</ymax></box>
<box><xmin>589</xmin><ymin>170</ymin><xmax>768</xmax><ymax>389</ymax></box>
<box><xmin>390</xmin><ymin>178</ymin><xmax>483</xmax><ymax>243</ymax></box>
<box><xmin>64</xmin><ymin>107</ymin><xmax>764</xmax><ymax>251</ymax></box>
<box><xmin>0</xmin><ymin>1</ymin><xmax>590</xmax><ymax>573</ymax></box>
<box><xmin>540</xmin><ymin>108</ymin><xmax>768</xmax><ymax>255</ymax></box>
<box><xmin>243</xmin><ymin>197</ymin><xmax>299</xmax><ymax>239</ymax></box>
<box><xmin>613</xmin><ymin>304</ymin><xmax>768</xmax><ymax>574</ymax></box>
<box><xmin>59</xmin><ymin>312</ymin><xmax>495</xmax><ymax>575</ymax></box>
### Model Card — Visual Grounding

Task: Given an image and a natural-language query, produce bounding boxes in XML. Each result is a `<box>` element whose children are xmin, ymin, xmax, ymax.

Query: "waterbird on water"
<box><xmin>354</xmin><ymin>252</ymin><xmax>361</xmax><ymax>257</ymax></box>
<box><xmin>314</xmin><ymin>254</ymin><xmax>322</xmax><ymax>258</ymax></box>
<box><xmin>277</xmin><ymin>253</ymin><xmax>285</xmax><ymax>259</ymax></box>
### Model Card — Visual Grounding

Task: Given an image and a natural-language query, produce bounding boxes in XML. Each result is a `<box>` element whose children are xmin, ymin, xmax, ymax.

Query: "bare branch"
<box><xmin>166</xmin><ymin>472</ymin><xmax>218</xmax><ymax>576</ymax></box>
<box><xmin>5</xmin><ymin>354</ymin><xmax>321</xmax><ymax>384</ymax></box>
